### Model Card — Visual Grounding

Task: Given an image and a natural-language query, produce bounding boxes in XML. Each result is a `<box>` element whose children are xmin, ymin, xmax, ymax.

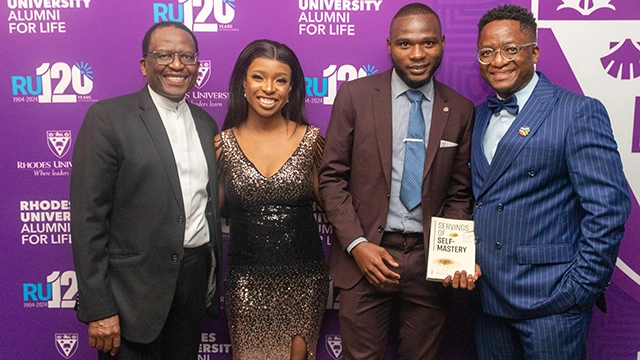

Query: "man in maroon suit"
<box><xmin>319</xmin><ymin>3</ymin><xmax>478</xmax><ymax>359</ymax></box>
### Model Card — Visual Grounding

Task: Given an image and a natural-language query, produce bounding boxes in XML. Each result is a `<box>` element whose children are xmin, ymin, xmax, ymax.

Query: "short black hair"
<box><xmin>142</xmin><ymin>21</ymin><xmax>199</xmax><ymax>56</ymax></box>
<box><xmin>391</xmin><ymin>2</ymin><xmax>440</xmax><ymax>33</ymax></box>
<box><xmin>478</xmin><ymin>4</ymin><xmax>537</xmax><ymax>41</ymax></box>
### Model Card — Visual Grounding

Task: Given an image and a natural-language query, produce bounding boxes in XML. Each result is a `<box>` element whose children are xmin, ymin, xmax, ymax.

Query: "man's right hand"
<box><xmin>88</xmin><ymin>314</ymin><xmax>121</xmax><ymax>356</ymax></box>
<box><xmin>351</xmin><ymin>242</ymin><xmax>400</xmax><ymax>287</ymax></box>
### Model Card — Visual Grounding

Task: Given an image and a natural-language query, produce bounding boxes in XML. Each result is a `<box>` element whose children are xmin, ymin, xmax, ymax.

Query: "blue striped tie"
<box><xmin>400</xmin><ymin>90</ymin><xmax>425</xmax><ymax>210</ymax></box>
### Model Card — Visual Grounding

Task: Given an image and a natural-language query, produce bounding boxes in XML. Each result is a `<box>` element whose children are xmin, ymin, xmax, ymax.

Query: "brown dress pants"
<box><xmin>338</xmin><ymin>232</ymin><xmax>452</xmax><ymax>360</ymax></box>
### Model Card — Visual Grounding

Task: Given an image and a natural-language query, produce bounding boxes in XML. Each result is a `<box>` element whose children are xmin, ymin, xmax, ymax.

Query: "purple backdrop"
<box><xmin>2</xmin><ymin>0</ymin><xmax>639</xmax><ymax>359</ymax></box>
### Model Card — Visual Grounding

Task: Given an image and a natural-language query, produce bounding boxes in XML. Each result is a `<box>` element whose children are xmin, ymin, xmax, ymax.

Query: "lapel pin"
<box><xmin>443</xmin><ymin>106</ymin><xmax>449</xmax><ymax>112</ymax></box>
<box><xmin>518</xmin><ymin>126</ymin><xmax>530</xmax><ymax>137</ymax></box>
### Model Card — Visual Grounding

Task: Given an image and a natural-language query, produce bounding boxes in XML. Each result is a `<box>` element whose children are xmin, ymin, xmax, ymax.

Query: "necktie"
<box><xmin>399</xmin><ymin>90</ymin><xmax>425</xmax><ymax>211</ymax></box>
<box><xmin>487</xmin><ymin>94</ymin><xmax>519</xmax><ymax>115</ymax></box>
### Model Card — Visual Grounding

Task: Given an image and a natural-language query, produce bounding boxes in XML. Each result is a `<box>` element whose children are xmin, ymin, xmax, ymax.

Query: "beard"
<box><xmin>392</xmin><ymin>56</ymin><xmax>442</xmax><ymax>89</ymax></box>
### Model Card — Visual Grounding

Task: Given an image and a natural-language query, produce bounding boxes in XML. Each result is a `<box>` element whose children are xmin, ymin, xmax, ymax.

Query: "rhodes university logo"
<box><xmin>23</xmin><ymin>270</ymin><xmax>77</xmax><ymax>309</ymax></box>
<box><xmin>55</xmin><ymin>333</ymin><xmax>78</xmax><ymax>359</ymax></box>
<box><xmin>305</xmin><ymin>63</ymin><xmax>378</xmax><ymax>105</ymax></box>
<box><xmin>195</xmin><ymin>60</ymin><xmax>211</xmax><ymax>89</ymax></box>
<box><xmin>11</xmin><ymin>62</ymin><xmax>94</xmax><ymax>103</ymax></box>
<box><xmin>47</xmin><ymin>131</ymin><xmax>72</xmax><ymax>159</ymax></box>
<box><xmin>325</xmin><ymin>335</ymin><xmax>342</xmax><ymax>359</ymax></box>
<box><xmin>153</xmin><ymin>0</ymin><xmax>237</xmax><ymax>32</ymax></box>
<box><xmin>557</xmin><ymin>0</ymin><xmax>615</xmax><ymax>15</ymax></box>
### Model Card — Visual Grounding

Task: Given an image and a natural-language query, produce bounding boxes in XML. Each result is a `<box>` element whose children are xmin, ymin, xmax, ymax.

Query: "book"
<box><xmin>426</xmin><ymin>217</ymin><xmax>476</xmax><ymax>281</ymax></box>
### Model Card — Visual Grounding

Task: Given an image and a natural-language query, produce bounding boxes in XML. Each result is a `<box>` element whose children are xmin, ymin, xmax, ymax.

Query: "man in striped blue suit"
<box><xmin>470</xmin><ymin>5</ymin><xmax>630</xmax><ymax>359</ymax></box>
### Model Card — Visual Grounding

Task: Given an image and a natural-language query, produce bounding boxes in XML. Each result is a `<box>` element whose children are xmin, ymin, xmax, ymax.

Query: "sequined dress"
<box><xmin>218</xmin><ymin>126</ymin><xmax>329</xmax><ymax>360</ymax></box>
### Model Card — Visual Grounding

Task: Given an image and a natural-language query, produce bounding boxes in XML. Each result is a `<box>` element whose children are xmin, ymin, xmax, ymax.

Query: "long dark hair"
<box><xmin>222</xmin><ymin>39</ymin><xmax>308</xmax><ymax>130</ymax></box>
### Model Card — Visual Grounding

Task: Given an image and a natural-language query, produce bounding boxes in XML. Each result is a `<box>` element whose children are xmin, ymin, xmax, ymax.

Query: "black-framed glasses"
<box><xmin>475</xmin><ymin>42</ymin><xmax>536</xmax><ymax>65</ymax></box>
<box><xmin>144</xmin><ymin>50</ymin><xmax>199</xmax><ymax>65</ymax></box>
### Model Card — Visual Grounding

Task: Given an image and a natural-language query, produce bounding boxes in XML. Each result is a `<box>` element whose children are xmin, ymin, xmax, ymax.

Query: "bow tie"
<box><xmin>487</xmin><ymin>94</ymin><xmax>519</xmax><ymax>115</ymax></box>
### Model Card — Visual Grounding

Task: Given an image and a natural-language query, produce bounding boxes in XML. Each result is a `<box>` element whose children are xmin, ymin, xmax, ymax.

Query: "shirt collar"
<box><xmin>391</xmin><ymin>68</ymin><xmax>434</xmax><ymax>102</ymax></box>
<box><xmin>497</xmin><ymin>72</ymin><xmax>539</xmax><ymax>109</ymax></box>
<box><xmin>147</xmin><ymin>85</ymin><xmax>187</xmax><ymax>112</ymax></box>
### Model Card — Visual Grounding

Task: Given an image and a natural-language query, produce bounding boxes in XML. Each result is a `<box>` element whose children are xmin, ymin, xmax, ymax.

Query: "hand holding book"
<box><xmin>442</xmin><ymin>264</ymin><xmax>482</xmax><ymax>290</ymax></box>
<box><xmin>427</xmin><ymin>217</ymin><xmax>481</xmax><ymax>289</ymax></box>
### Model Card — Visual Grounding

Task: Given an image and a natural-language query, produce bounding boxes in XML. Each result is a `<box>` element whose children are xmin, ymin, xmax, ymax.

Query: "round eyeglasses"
<box><xmin>475</xmin><ymin>42</ymin><xmax>536</xmax><ymax>65</ymax></box>
<box><xmin>144</xmin><ymin>51</ymin><xmax>199</xmax><ymax>66</ymax></box>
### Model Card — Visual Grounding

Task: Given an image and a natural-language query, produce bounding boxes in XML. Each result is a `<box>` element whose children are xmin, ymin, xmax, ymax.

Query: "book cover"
<box><xmin>426</xmin><ymin>217</ymin><xmax>476</xmax><ymax>281</ymax></box>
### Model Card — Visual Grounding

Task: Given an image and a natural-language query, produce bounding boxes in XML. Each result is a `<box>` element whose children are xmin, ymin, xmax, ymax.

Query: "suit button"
<box><xmin>171</xmin><ymin>254</ymin><xmax>179</xmax><ymax>263</ymax></box>
<box><xmin>378</xmin><ymin>226</ymin><xmax>384</xmax><ymax>233</ymax></box>
<box><xmin>497</xmin><ymin>203</ymin><xmax>504</xmax><ymax>211</ymax></box>
<box><xmin>495</xmin><ymin>242</ymin><xmax>502</xmax><ymax>250</ymax></box>
<box><xmin>528</xmin><ymin>168</ymin><xmax>537</xmax><ymax>177</ymax></box>
<box><xmin>177</xmin><ymin>216</ymin><xmax>185</xmax><ymax>224</ymax></box>
<box><xmin>206</xmin><ymin>211</ymin><xmax>212</xmax><ymax>217</ymax></box>
<box><xmin>475</xmin><ymin>201</ymin><xmax>483</xmax><ymax>209</ymax></box>
<box><xmin>467</xmin><ymin>162</ymin><xmax>471</xmax><ymax>168</ymax></box>
<box><xmin>475</xmin><ymin>236</ymin><xmax>481</xmax><ymax>244</ymax></box>
<box><xmin>386</xmin><ymin>193</ymin><xmax>390</xmax><ymax>199</ymax></box>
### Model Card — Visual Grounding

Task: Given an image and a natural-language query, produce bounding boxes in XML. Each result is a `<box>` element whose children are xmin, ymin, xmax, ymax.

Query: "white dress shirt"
<box><xmin>148</xmin><ymin>86</ymin><xmax>210</xmax><ymax>248</ymax></box>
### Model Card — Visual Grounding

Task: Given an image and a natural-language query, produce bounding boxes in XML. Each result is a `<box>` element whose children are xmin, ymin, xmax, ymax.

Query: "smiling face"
<box><xmin>478</xmin><ymin>19</ymin><xmax>539</xmax><ymax>98</ymax></box>
<box><xmin>243</xmin><ymin>57</ymin><xmax>292</xmax><ymax>120</ymax></box>
<box><xmin>387</xmin><ymin>13</ymin><xmax>444</xmax><ymax>89</ymax></box>
<box><xmin>140</xmin><ymin>26</ymin><xmax>199</xmax><ymax>102</ymax></box>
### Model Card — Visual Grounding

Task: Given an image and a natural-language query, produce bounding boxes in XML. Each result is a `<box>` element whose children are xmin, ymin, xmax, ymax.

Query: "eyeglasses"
<box><xmin>475</xmin><ymin>42</ymin><xmax>536</xmax><ymax>65</ymax></box>
<box><xmin>144</xmin><ymin>51</ymin><xmax>199</xmax><ymax>65</ymax></box>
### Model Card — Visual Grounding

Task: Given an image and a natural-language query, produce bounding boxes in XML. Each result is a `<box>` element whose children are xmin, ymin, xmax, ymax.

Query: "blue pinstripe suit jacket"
<box><xmin>471</xmin><ymin>72</ymin><xmax>630</xmax><ymax>319</ymax></box>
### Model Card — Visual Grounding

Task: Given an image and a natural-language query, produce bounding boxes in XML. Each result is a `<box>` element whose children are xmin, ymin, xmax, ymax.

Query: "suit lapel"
<box><xmin>138</xmin><ymin>87</ymin><xmax>185</xmax><ymax>212</ymax></box>
<box><xmin>471</xmin><ymin>104</ymin><xmax>492</xmax><ymax>189</ymax></box>
<box><xmin>424</xmin><ymin>80</ymin><xmax>449</xmax><ymax>180</ymax></box>
<box><xmin>372</xmin><ymin>70</ymin><xmax>394</xmax><ymax>190</ymax></box>
<box><xmin>478</xmin><ymin>75</ymin><xmax>557</xmax><ymax>197</ymax></box>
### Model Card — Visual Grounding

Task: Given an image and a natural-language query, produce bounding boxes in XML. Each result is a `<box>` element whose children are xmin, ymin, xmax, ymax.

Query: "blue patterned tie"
<box><xmin>399</xmin><ymin>90</ymin><xmax>425</xmax><ymax>211</ymax></box>
<box><xmin>487</xmin><ymin>94</ymin><xmax>519</xmax><ymax>115</ymax></box>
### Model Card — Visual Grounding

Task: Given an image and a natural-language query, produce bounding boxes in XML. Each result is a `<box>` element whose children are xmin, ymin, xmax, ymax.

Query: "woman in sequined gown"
<box><xmin>215</xmin><ymin>39</ymin><xmax>329</xmax><ymax>360</ymax></box>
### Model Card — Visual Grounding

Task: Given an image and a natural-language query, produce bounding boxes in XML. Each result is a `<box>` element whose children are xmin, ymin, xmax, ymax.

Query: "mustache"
<box><xmin>392</xmin><ymin>59</ymin><xmax>442</xmax><ymax>88</ymax></box>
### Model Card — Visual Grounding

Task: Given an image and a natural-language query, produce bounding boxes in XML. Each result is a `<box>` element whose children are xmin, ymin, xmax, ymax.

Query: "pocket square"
<box><xmin>439</xmin><ymin>140</ymin><xmax>458</xmax><ymax>148</ymax></box>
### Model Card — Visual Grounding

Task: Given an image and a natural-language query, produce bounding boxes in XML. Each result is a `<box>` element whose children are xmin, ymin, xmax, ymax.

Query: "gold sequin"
<box><xmin>220</xmin><ymin>126</ymin><xmax>329</xmax><ymax>359</ymax></box>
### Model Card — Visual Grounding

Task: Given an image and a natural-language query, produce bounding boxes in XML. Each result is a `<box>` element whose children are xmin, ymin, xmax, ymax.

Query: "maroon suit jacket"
<box><xmin>319</xmin><ymin>69</ymin><xmax>474</xmax><ymax>290</ymax></box>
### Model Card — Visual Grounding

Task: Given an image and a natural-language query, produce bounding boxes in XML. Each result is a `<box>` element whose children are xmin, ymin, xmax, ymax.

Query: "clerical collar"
<box><xmin>147</xmin><ymin>85</ymin><xmax>187</xmax><ymax>112</ymax></box>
